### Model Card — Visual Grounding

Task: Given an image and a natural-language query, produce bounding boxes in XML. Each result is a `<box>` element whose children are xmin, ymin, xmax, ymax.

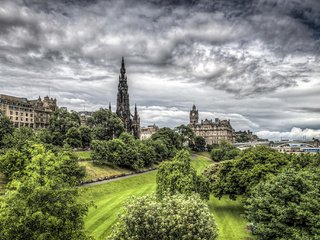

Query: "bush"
<box><xmin>245</xmin><ymin>167</ymin><xmax>320</xmax><ymax>240</ymax></box>
<box><xmin>108</xmin><ymin>194</ymin><xmax>218</xmax><ymax>240</ymax></box>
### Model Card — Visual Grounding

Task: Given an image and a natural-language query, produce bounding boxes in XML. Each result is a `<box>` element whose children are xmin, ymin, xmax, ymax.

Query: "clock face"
<box><xmin>192</xmin><ymin>113</ymin><xmax>195</xmax><ymax>116</ymax></box>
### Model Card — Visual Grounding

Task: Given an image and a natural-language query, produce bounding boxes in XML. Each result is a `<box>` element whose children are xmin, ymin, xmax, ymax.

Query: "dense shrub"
<box><xmin>108</xmin><ymin>194</ymin><xmax>218</xmax><ymax>240</ymax></box>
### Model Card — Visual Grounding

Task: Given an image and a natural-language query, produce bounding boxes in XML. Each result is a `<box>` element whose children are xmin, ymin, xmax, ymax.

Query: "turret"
<box><xmin>190</xmin><ymin>104</ymin><xmax>198</xmax><ymax>125</ymax></box>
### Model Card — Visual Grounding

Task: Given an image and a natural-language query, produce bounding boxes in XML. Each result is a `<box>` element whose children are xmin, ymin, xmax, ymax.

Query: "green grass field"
<box><xmin>74</xmin><ymin>151</ymin><xmax>92</xmax><ymax>160</ymax></box>
<box><xmin>0</xmin><ymin>172</ymin><xmax>6</xmax><ymax>194</ymax></box>
<box><xmin>82</xmin><ymin>156</ymin><xmax>252</xmax><ymax>240</ymax></box>
<box><xmin>79</xmin><ymin>161</ymin><xmax>132</xmax><ymax>181</ymax></box>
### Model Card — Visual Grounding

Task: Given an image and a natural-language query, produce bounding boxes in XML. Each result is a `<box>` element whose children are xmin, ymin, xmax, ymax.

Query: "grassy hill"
<box><xmin>82</xmin><ymin>156</ymin><xmax>253</xmax><ymax>240</ymax></box>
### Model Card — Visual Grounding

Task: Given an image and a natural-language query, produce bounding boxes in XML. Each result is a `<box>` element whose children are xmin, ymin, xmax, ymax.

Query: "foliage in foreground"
<box><xmin>108</xmin><ymin>194</ymin><xmax>218</xmax><ymax>240</ymax></box>
<box><xmin>0</xmin><ymin>145</ymin><xmax>91</xmax><ymax>240</ymax></box>
<box><xmin>245</xmin><ymin>167</ymin><xmax>320</xmax><ymax>240</ymax></box>
<box><xmin>156</xmin><ymin>150</ymin><xmax>210</xmax><ymax>200</ymax></box>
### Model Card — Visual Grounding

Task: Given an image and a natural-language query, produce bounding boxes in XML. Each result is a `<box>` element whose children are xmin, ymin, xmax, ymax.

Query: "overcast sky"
<box><xmin>0</xmin><ymin>0</ymin><xmax>319</xmax><ymax>140</ymax></box>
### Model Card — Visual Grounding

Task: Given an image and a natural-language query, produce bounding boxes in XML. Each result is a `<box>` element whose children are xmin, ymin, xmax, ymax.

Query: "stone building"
<box><xmin>0</xmin><ymin>94</ymin><xmax>58</xmax><ymax>129</ymax></box>
<box><xmin>235</xmin><ymin>130</ymin><xmax>258</xmax><ymax>142</ymax></box>
<box><xmin>115</xmin><ymin>57</ymin><xmax>140</xmax><ymax>139</ymax></box>
<box><xmin>188</xmin><ymin>104</ymin><xmax>235</xmax><ymax>145</ymax></box>
<box><xmin>140</xmin><ymin>124</ymin><xmax>159</xmax><ymax>140</ymax></box>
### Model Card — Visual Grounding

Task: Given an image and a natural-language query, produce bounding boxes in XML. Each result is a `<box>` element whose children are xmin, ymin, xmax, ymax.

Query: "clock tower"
<box><xmin>190</xmin><ymin>104</ymin><xmax>198</xmax><ymax>125</ymax></box>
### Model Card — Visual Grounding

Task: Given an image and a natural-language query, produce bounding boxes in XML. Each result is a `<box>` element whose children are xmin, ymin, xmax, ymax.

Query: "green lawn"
<box><xmin>82</xmin><ymin>156</ymin><xmax>252</xmax><ymax>240</ymax></box>
<box><xmin>74</xmin><ymin>151</ymin><xmax>92</xmax><ymax>160</ymax></box>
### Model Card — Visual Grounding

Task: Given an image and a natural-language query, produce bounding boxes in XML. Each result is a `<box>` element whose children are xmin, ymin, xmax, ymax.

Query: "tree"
<box><xmin>89</xmin><ymin>108</ymin><xmax>124</xmax><ymax>141</ymax></box>
<box><xmin>151</xmin><ymin>127</ymin><xmax>181</xmax><ymax>157</ymax></box>
<box><xmin>0</xmin><ymin>144</ymin><xmax>90</xmax><ymax>240</ymax></box>
<box><xmin>211</xmin><ymin>146</ymin><xmax>289</xmax><ymax>199</ymax></box>
<box><xmin>145</xmin><ymin>139</ymin><xmax>169</xmax><ymax>162</ymax></box>
<box><xmin>194</xmin><ymin>136</ymin><xmax>206</xmax><ymax>151</ymax></box>
<box><xmin>108</xmin><ymin>194</ymin><xmax>218</xmax><ymax>240</ymax></box>
<box><xmin>156</xmin><ymin>150</ymin><xmax>210</xmax><ymax>200</ymax></box>
<box><xmin>79</xmin><ymin>126</ymin><xmax>92</xmax><ymax>149</ymax></box>
<box><xmin>0</xmin><ymin>114</ymin><xmax>14</xmax><ymax>147</ymax></box>
<box><xmin>210</xmin><ymin>140</ymin><xmax>240</xmax><ymax>162</ymax></box>
<box><xmin>245</xmin><ymin>168</ymin><xmax>320</xmax><ymax>240</ymax></box>
<box><xmin>1</xmin><ymin>127</ymin><xmax>36</xmax><ymax>150</ymax></box>
<box><xmin>65</xmin><ymin>127</ymin><xmax>82</xmax><ymax>148</ymax></box>
<box><xmin>175</xmin><ymin>124</ymin><xmax>195</xmax><ymax>147</ymax></box>
<box><xmin>46</xmin><ymin>108</ymin><xmax>81</xmax><ymax>146</ymax></box>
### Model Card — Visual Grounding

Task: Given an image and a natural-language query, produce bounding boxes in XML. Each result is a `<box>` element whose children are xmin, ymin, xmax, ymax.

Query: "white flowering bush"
<box><xmin>108</xmin><ymin>194</ymin><xmax>218</xmax><ymax>240</ymax></box>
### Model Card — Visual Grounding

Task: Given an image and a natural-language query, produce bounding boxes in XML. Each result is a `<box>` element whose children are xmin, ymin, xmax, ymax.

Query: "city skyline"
<box><xmin>0</xmin><ymin>0</ymin><xmax>319</xmax><ymax>140</ymax></box>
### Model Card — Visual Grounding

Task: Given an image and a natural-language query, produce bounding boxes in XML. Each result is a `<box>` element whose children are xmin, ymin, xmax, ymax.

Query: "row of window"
<box><xmin>10</xmin><ymin>116</ymin><xmax>33</xmax><ymax>122</ymax></box>
<box><xmin>9</xmin><ymin>111</ymin><xmax>34</xmax><ymax>117</ymax></box>
<box><xmin>9</xmin><ymin>106</ymin><xmax>33</xmax><ymax>112</ymax></box>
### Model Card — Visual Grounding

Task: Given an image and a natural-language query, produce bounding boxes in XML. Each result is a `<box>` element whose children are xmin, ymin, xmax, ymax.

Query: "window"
<box><xmin>15</xmin><ymin>117</ymin><xmax>18</xmax><ymax>121</ymax></box>
<box><xmin>10</xmin><ymin>111</ymin><xmax>13</xmax><ymax>115</ymax></box>
<box><xmin>16</xmin><ymin>112</ymin><xmax>18</xmax><ymax>115</ymax></box>
<box><xmin>20</xmin><ymin>112</ymin><xmax>23</xmax><ymax>116</ymax></box>
<box><xmin>21</xmin><ymin>117</ymin><xmax>23</xmax><ymax>121</ymax></box>
<box><xmin>30</xmin><ymin>114</ymin><xmax>33</xmax><ymax>117</ymax></box>
<box><xmin>26</xmin><ymin>118</ymin><xmax>28</xmax><ymax>122</ymax></box>
<box><xmin>9</xmin><ymin>116</ymin><xmax>13</xmax><ymax>120</ymax></box>
<box><xmin>30</xmin><ymin>119</ymin><xmax>33</xmax><ymax>122</ymax></box>
<box><xmin>26</xmin><ymin>113</ymin><xmax>28</xmax><ymax>117</ymax></box>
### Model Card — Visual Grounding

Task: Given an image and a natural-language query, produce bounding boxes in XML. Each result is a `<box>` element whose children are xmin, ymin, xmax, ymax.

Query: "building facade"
<box><xmin>140</xmin><ymin>124</ymin><xmax>159</xmax><ymax>140</ymax></box>
<box><xmin>116</xmin><ymin>57</ymin><xmax>140</xmax><ymax>139</ymax></box>
<box><xmin>188</xmin><ymin>104</ymin><xmax>235</xmax><ymax>145</ymax></box>
<box><xmin>0</xmin><ymin>94</ymin><xmax>57</xmax><ymax>129</ymax></box>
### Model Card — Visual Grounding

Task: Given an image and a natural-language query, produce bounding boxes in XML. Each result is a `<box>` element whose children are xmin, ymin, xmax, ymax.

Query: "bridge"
<box><xmin>233</xmin><ymin>140</ymin><xmax>319</xmax><ymax>150</ymax></box>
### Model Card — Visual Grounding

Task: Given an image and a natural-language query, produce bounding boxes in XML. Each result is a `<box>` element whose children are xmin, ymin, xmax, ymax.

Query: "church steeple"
<box><xmin>120</xmin><ymin>56</ymin><xmax>126</xmax><ymax>77</ymax></box>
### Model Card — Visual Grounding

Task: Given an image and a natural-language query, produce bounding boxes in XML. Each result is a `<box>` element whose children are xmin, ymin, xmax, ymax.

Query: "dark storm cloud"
<box><xmin>0</xmin><ymin>0</ymin><xmax>320</xmax><ymax>139</ymax></box>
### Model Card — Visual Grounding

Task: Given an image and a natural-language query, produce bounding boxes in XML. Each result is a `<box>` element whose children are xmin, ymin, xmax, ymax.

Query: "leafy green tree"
<box><xmin>0</xmin><ymin>144</ymin><xmax>90</xmax><ymax>240</ymax></box>
<box><xmin>65</xmin><ymin>127</ymin><xmax>82</xmax><ymax>148</ymax></box>
<box><xmin>108</xmin><ymin>194</ymin><xmax>218</xmax><ymax>240</ymax></box>
<box><xmin>46</xmin><ymin>108</ymin><xmax>81</xmax><ymax>146</ymax></box>
<box><xmin>1</xmin><ymin>127</ymin><xmax>36</xmax><ymax>150</ymax></box>
<box><xmin>210</xmin><ymin>140</ymin><xmax>240</xmax><ymax>162</ymax></box>
<box><xmin>0</xmin><ymin>144</ymin><xmax>85</xmax><ymax>185</ymax></box>
<box><xmin>79</xmin><ymin>125</ymin><xmax>92</xmax><ymax>149</ymax></box>
<box><xmin>146</xmin><ymin>139</ymin><xmax>170</xmax><ymax>162</ymax></box>
<box><xmin>0</xmin><ymin>114</ymin><xmax>14</xmax><ymax>147</ymax></box>
<box><xmin>89</xmin><ymin>108</ymin><xmax>124</xmax><ymax>141</ymax></box>
<box><xmin>194</xmin><ymin>136</ymin><xmax>206</xmax><ymax>151</ymax></box>
<box><xmin>175</xmin><ymin>124</ymin><xmax>195</xmax><ymax>147</ymax></box>
<box><xmin>151</xmin><ymin>127</ymin><xmax>181</xmax><ymax>157</ymax></box>
<box><xmin>156</xmin><ymin>150</ymin><xmax>210</xmax><ymax>200</ymax></box>
<box><xmin>211</xmin><ymin>146</ymin><xmax>289</xmax><ymax>199</ymax></box>
<box><xmin>245</xmin><ymin>168</ymin><xmax>320</xmax><ymax>240</ymax></box>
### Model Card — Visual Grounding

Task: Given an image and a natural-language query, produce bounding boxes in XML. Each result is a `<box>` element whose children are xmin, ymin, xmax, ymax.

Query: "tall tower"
<box><xmin>132</xmin><ymin>104</ymin><xmax>140</xmax><ymax>139</ymax></box>
<box><xmin>190</xmin><ymin>104</ymin><xmax>199</xmax><ymax>125</ymax></box>
<box><xmin>116</xmin><ymin>57</ymin><xmax>132</xmax><ymax>131</ymax></box>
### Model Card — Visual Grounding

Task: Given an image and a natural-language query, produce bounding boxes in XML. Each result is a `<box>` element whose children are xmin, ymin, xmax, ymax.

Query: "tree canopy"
<box><xmin>245</xmin><ymin>167</ymin><xmax>320</xmax><ymax>240</ymax></box>
<box><xmin>0</xmin><ymin>144</ymin><xmax>90</xmax><ymax>240</ymax></box>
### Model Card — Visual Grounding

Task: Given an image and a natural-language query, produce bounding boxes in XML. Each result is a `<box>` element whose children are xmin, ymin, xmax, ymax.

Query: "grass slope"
<box><xmin>79</xmin><ymin>161</ymin><xmax>132</xmax><ymax>181</ymax></box>
<box><xmin>74</xmin><ymin>151</ymin><xmax>92</xmax><ymax>160</ymax></box>
<box><xmin>82</xmin><ymin>156</ymin><xmax>252</xmax><ymax>240</ymax></box>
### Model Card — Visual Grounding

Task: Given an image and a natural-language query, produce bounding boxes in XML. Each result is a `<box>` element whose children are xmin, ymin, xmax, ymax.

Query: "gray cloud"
<box><xmin>0</xmin><ymin>0</ymin><xmax>319</xmax><ymax>138</ymax></box>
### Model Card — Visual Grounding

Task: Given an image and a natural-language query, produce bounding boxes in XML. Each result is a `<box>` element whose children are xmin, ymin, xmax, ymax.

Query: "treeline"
<box><xmin>203</xmin><ymin>145</ymin><xmax>320</xmax><ymax>240</ymax></box>
<box><xmin>91</xmin><ymin>127</ymin><xmax>184</xmax><ymax>170</ymax></box>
